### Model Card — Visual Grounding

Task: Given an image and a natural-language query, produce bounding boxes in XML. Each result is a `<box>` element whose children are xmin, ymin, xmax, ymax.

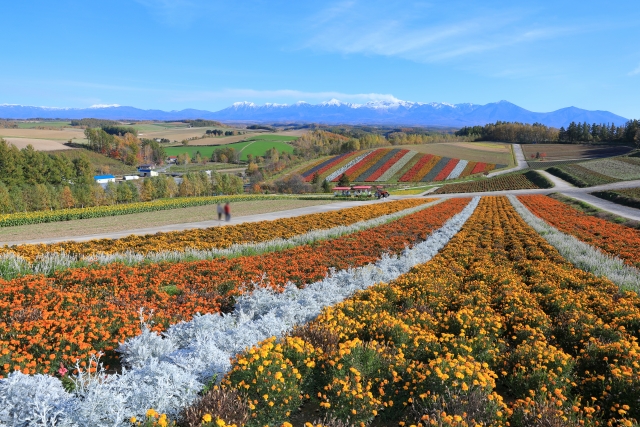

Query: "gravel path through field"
<box><xmin>486</xmin><ymin>144</ymin><xmax>528</xmax><ymax>177</ymax></box>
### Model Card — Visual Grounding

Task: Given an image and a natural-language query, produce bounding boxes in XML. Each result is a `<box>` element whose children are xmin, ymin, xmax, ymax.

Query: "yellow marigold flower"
<box><xmin>202</xmin><ymin>414</ymin><xmax>212</xmax><ymax>423</ymax></box>
<box><xmin>146</xmin><ymin>409</ymin><xmax>157</xmax><ymax>418</ymax></box>
<box><xmin>130</xmin><ymin>417</ymin><xmax>137</xmax><ymax>424</ymax></box>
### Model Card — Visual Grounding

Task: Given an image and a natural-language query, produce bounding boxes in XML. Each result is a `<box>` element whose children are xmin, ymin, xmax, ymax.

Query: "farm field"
<box><xmin>3</xmin><ymin>137</ymin><xmax>75</xmax><ymax>151</ymax></box>
<box><xmin>546</xmin><ymin>156</ymin><xmax>640</xmax><ymax>187</ymax></box>
<box><xmin>396</xmin><ymin>141</ymin><xmax>514</xmax><ymax>165</ymax></box>
<box><xmin>216</xmin><ymin>196</ymin><xmax>640</xmax><ymax>427</ymax></box>
<box><xmin>300</xmin><ymin>147</ymin><xmax>508</xmax><ymax>183</ymax></box>
<box><xmin>0</xmin><ymin>198</ymin><xmax>339</xmax><ymax>245</ymax></box>
<box><xmin>165</xmin><ymin>135</ymin><xmax>297</xmax><ymax>161</ymax></box>
<box><xmin>522</xmin><ymin>143</ymin><xmax>633</xmax><ymax>162</ymax></box>
<box><xmin>15</xmin><ymin>120</ymin><xmax>72</xmax><ymax>129</ymax></box>
<box><xmin>3</xmin><ymin>192</ymin><xmax>640</xmax><ymax>427</ymax></box>
<box><xmin>0</xmin><ymin>127</ymin><xmax>85</xmax><ymax>141</ymax></box>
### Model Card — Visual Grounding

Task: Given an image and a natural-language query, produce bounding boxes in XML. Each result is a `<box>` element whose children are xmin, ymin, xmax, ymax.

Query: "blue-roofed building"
<box><xmin>94</xmin><ymin>174</ymin><xmax>116</xmax><ymax>184</ymax></box>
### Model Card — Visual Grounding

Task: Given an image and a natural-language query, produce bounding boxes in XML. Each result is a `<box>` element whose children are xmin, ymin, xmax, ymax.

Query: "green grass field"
<box><xmin>16</xmin><ymin>121</ymin><xmax>72</xmax><ymax>129</ymax></box>
<box><xmin>165</xmin><ymin>135</ymin><xmax>297</xmax><ymax>161</ymax></box>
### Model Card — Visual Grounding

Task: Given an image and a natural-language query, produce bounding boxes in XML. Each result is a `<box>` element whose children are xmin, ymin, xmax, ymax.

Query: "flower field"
<box><xmin>519</xmin><ymin>194</ymin><xmax>640</xmax><ymax>268</ymax></box>
<box><xmin>215</xmin><ymin>197</ymin><xmax>640</xmax><ymax>426</ymax></box>
<box><xmin>3</xmin><ymin>188</ymin><xmax>640</xmax><ymax>427</ymax></box>
<box><xmin>298</xmin><ymin>149</ymin><xmax>503</xmax><ymax>183</ymax></box>
<box><xmin>0</xmin><ymin>195</ymin><xmax>289</xmax><ymax>228</ymax></box>
<box><xmin>433</xmin><ymin>172</ymin><xmax>544</xmax><ymax>194</ymax></box>
<box><xmin>0</xmin><ymin>199</ymin><xmax>427</xmax><ymax>262</ymax></box>
<box><xmin>0</xmin><ymin>198</ymin><xmax>467</xmax><ymax>378</ymax></box>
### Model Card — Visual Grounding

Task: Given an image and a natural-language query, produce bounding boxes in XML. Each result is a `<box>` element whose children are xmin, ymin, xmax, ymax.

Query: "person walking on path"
<box><xmin>217</xmin><ymin>203</ymin><xmax>223</xmax><ymax>221</ymax></box>
<box><xmin>224</xmin><ymin>202</ymin><xmax>231</xmax><ymax>221</ymax></box>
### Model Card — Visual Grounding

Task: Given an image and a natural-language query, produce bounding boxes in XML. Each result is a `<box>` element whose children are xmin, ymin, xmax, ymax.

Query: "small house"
<box><xmin>123</xmin><ymin>175</ymin><xmax>139</xmax><ymax>181</ymax></box>
<box><xmin>138</xmin><ymin>168</ymin><xmax>159</xmax><ymax>177</ymax></box>
<box><xmin>167</xmin><ymin>156</ymin><xmax>178</xmax><ymax>164</ymax></box>
<box><xmin>94</xmin><ymin>174</ymin><xmax>116</xmax><ymax>184</ymax></box>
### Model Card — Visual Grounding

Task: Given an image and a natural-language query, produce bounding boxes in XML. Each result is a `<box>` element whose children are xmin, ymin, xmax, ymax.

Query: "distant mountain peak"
<box><xmin>89</xmin><ymin>104</ymin><xmax>121</xmax><ymax>109</ymax></box>
<box><xmin>0</xmin><ymin>100</ymin><xmax>629</xmax><ymax>127</ymax></box>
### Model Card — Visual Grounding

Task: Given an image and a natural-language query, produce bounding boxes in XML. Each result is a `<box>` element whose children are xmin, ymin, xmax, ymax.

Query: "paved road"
<box><xmin>4</xmin><ymin>199</ymin><xmax>387</xmax><ymax>246</ymax></box>
<box><xmin>486</xmin><ymin>144</ymin><xmax>528</xmax><ymax>177</ymax></box>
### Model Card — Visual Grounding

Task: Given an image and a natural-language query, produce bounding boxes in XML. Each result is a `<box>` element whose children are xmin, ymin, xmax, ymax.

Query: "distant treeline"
<box><xmin>182</xmin><ymin>119</ymin><xmax>225</xmax><ymax>127</ymax></box>
<box><xmin>70</xmin><ymin>118</ymin><xmax>119</xmax><ymax>128</ymax></box>
<box><xmin>247</xmin><ymin>124</ymin><xmax>276</xmax><ymax>131</ymax></box>
<box><xmin>558</xmin><ymin>120</ymin><xmax>640</xmax><ymax>144</ymax></box>
<box><xmin>456</xmin><ymin>120</ymin><xmax>640</xmax><ymax>145</ymax></box>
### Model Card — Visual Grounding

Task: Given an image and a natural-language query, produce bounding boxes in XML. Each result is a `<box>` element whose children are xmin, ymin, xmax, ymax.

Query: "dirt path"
<box><xmin>486</xmin><ymin>144</ymin><xmax>528</xmax><ymax>177</ymax></box>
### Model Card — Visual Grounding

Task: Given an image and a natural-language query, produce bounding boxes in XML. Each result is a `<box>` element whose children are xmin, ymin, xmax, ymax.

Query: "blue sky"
<box><xmin>2</xmin><ymin>0</ymin><xmax>640</xmax><ymax>118</ymax></box>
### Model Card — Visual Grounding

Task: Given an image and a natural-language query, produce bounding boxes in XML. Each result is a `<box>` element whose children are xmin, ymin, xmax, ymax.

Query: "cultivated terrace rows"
<box><xmin>0</xmin><ymin>195</ymin><xmax>640</xmax><ymax>427</ymax></box>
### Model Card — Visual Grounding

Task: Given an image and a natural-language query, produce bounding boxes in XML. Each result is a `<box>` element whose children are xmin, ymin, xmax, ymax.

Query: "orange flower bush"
<box><xmin>0</xmin><ymin>198</ymin><xmax>468</xmax><ymax>378</ymax></box>
<box><xmin>519</xmin><ymin>194</ymin><xmax>640</xmax><ymax>268</ymax></box>
<box><xmin>0</xmin><ymin>199</ymin><xmax>427</xmax><ymax>262</ymax></box>
<box><xmin>217</xmin><ymin>197</ymin><xmax>640</xmax><ymax>427</ymax></box>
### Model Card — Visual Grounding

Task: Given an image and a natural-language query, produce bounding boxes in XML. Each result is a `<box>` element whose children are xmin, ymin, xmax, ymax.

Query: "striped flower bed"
<box><xmin>445</xmin><ymin>159</ymin><xmax>468</xmax><ymax>180</ymax></box>
<box><xmin>377</xmin><ymin>150</ymin><xmax>417</xmax><ymax>182</ymax></box>
<box><xmin>326</xmin><ymin>152</ymin><xmax>370</xmax><ymax>182</ymax></box>
<box><xmin>302</xmin><ymin>152</ymin><xmax>357</xmax><ymax>182</ymax></box>
<box><xmin>344</xmin><ymin>149</ymin><xmax>388</xmax><ymax>181</ymax></box>
<box><xmin>363</xmin><ymin>149</ymin><xmax>407</xmax><ymax>182</ymax></box>
<box><xmin>471</xmin><ymin>162</ymin><xmax>487</xmax><ymax>174</ymax></box>
<box><xmin>399</xmin><ymin>154</ymin><xmax>434</xmax><ymax>182</ymax></box>
<box><xmin>459</xmin><ymin>161</ymin><xmax>478</xmax><ymax>178</ymax></box>
<box><xmin>331</xmin><ymin>150</ymin><xmax>381</xmax><ymax>182</ymax></box>
<box><xmin>434</xmin><ymin>158</ymin><xmax>460</xmax><ymax>181</ymax></box>
<box><xmin>422</xmin><ymin>157</ymin><xmax>451</xmax><ymax>182</ymax></box>
<box><xmin>300</xmin><ymin>158</ymin><xmax>331</xmax><ymax>179</ymax></box>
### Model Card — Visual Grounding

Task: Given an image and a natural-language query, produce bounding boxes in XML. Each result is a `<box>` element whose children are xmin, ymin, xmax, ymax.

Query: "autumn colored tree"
<box><xmin>60</xmin><ymin>186</ymin><xmax>76</xmax><ymax>209</ymax></box>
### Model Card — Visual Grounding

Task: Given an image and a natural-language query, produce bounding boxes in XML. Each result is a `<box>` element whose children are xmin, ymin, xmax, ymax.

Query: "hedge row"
<box><xmin>591</xmin><ymin>190</ymin><xmax>640</xmax><ymax>210</ymax></box>
<box><xmin>546</xmin><ymin>166</ymin><xmax>588</xmax><ymax>187</ymax></box>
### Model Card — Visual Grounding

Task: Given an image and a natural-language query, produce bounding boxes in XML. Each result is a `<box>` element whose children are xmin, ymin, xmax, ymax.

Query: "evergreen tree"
<box><xmin>337</xmin><ymin>173</ymin><xmax>350</xmax><ymax>187</ymax></box>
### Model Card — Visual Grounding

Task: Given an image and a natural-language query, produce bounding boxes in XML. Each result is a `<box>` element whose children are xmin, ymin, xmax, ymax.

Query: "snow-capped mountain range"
<box><xmin>0</xmin><ymin>100</ymin><xmax>629</xmax><ymax>128</ymax></box>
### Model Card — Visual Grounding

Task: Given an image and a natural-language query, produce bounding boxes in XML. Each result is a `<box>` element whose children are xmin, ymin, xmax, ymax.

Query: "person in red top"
<box><xmin>224</xmin><ymin>202</ymin><xmax>231</xmax><ymax>221</ymax></box>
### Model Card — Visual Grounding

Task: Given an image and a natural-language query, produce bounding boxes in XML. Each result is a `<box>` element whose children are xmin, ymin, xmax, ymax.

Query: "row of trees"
<box><xmin>0</xmin><ymin>171</ymin><xmax>244</xmax><ymax>214</ymax></box>
<box><xmin>205</xmin><ymin>129</ymin><xmax>236</xmax><ymax>136</ymax></box>
<box><xmin>558</xmin><ymin>120</ymin><xmax>640</xmax><ymax>144</ymax></box>
<box><xmin>0</xmin><ymin>140</ymin><xmax>94</xmax><ymax>188</ymax></box>
<box><xmin>455</xmin><ymin>122</ymin><xmax>559</xmax><ymax>143</ymax></box>
<box><xmin>455</xmin><ymin>120</ymin><xmax>640</xmax><ymax>145</ymax></box>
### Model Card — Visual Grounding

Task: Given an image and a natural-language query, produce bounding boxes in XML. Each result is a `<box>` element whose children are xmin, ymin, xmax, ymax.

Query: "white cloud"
<box><xmin>629</xmin><ymin>64</ymin><xmax>640</xmax><ymax>76</ymax></box>
<box><xmin>302</xmin><ymin>1</ymin><xmax>583</xmax><ymax>64</ymax></box>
